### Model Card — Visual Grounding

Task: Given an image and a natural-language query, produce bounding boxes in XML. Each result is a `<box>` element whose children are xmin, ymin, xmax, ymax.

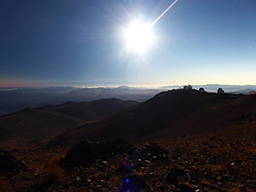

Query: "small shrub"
<box><xmin>44</xmin><ymin>165</ymin><xmax>65</xmax><ymax>183</ymax></box>
<box><xmin>43</xmin><ymin>155</ymin><xmax>65</xmax><ymax>184</ymax></box>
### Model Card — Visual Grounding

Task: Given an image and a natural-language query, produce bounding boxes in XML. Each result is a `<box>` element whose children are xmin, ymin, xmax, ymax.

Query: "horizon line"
<box><xmin>1</xmin><ymin>83</ymin><xmax>256</xmax><ymax>89</ymax></box>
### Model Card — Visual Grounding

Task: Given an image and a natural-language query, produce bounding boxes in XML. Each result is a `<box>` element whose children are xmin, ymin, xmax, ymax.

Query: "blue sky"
<box><xmin>1</xmin><ymin>0</ymin><xmax>256</xmax><ymax>87</ymax></box>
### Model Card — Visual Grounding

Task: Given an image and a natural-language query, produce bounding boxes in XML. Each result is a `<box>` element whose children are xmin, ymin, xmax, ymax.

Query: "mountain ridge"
<box><xmin>0</xmin><ymin>98</ymin><xmax>138</xmax><ymax>149</ymax></box>
<box><xmin>47</xmin><ymin>89</ymin><xmax>252</xmax><ymax>148</ymax></box>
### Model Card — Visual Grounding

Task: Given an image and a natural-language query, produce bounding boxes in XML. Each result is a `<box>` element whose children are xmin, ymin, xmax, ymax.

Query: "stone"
<box><xmin>178</xmin><ymin>184</ymin><xmax>195</xmax><ymax>192</ymax></box>
<box><xmin>137</xmin><ymin>143</ymin><xmax>169</xmax><ymax>163</ymax></box>
<box><xmin>0</xmin><ymin>150</ymin><xmax>27</xmax><ymax>175</ymax></box>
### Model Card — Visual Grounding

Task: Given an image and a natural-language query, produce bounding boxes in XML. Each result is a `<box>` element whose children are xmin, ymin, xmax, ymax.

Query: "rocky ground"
<box><xmin>1</xmin><ymin>131</ymin><xmax>256</xmax><ymax>192</ymax></box>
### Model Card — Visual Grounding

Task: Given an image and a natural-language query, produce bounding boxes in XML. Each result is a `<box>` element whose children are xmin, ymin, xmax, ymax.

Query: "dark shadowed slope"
<box><xmin>0</xmin><ymin>98</ymin><xmax>138</xmax><ymax>149</ymax></box>
<box><xmin>49</xmin><ymin>89</ymin><xmax>253</xmax><ymax>147</ymax></box>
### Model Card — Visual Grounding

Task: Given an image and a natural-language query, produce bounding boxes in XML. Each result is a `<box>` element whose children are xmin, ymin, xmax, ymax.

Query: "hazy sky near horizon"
<box><xmin>1</xmin><ymin>0</ymin><xmax>256</xmax><ymax>87</ymax></box>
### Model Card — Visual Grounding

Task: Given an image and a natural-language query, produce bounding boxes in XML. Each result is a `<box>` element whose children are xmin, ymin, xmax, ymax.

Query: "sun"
<box><xmin>123</xmin><ymin>20</ymin><xmax>155</xmax><ymax>54</ymax></box>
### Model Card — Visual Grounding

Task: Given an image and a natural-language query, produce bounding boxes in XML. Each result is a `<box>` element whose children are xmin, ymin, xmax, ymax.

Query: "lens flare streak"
<box><xmin>150</xmin><ymin>0</ymin><xmax>179</xmax><ymax>27</ymax></box>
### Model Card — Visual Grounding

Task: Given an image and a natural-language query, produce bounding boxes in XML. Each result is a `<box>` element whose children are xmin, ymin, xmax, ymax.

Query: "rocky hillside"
<box><xmin>1</xmin><ymin>89</ymin><xmax>256</xmax><ymax>191</ymax></box>
<box><xmin>48</xmin><ymin>89</ymin><xmax>251</xmax><ymax>147</ymax></box>
<box><xmin>2</xmin><ymin>131</ymin><xmax>256</xmax><ymax>191</ymax></box>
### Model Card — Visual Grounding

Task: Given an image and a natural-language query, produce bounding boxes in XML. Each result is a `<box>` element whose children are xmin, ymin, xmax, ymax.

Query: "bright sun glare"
<box><xmin>123</xmin><ymin>20</ymin><xmax>155</xmax><ymax>54</ymax></box>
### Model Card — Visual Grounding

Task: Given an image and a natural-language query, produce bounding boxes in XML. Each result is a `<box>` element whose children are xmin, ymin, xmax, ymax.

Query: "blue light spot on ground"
<box><xmin>125</xmin><ymin>178</ymin><xmax>130</xmax><ymax>183</ymax></box>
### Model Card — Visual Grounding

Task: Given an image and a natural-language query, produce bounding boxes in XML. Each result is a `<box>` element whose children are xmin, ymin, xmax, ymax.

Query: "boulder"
<box><xmin>62</xmin><ymin>139</ymin><xmax>134</xmax><ymax>168</ymax></box>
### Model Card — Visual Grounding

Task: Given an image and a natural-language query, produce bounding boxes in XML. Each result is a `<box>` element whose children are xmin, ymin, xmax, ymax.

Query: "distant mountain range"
<box><xmin>0</xmin><ymin>86</ymin><xmax>159</xmax><ymax>114</ymax></box>
<box><xmin>1</xmin><ymin>85</ymin><xmax>256</xmax><ymax>115</ymax></box>
<box><xmin>0</xmin><ymin>98</ymin><xmax>138</xmax><ymax>149</ymax></box>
